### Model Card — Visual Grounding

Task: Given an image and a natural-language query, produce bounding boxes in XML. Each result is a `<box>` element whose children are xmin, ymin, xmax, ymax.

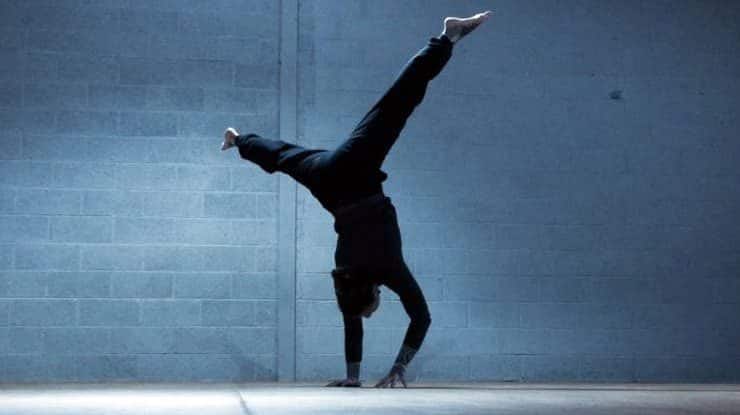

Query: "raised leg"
<box><xmin>328</xmin><ymin>35</ymin><xmax>454</xmax><ymax>174</ymax></box>
<box><xmin>234</xmin><ymin>133</ymin><xmax>326</xmax><ymax>189</ymax></box>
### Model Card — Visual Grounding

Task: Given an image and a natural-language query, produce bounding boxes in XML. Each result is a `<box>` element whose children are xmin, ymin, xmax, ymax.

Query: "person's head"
<box><xmin>332</xmin><ymin>269</ymin><xmax>380</xmax><ymax>318</ymax></box>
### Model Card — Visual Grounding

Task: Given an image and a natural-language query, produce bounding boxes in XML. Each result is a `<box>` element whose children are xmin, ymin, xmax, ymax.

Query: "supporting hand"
<box><xmin>374</xmin><ymin>366</ymin><xmax>407</xmax><ymax>388</ymax></box>
<box><xmin>326</xmin><ymin>378</ymin><xmax>361</xmax><ymax>387</ymax></box>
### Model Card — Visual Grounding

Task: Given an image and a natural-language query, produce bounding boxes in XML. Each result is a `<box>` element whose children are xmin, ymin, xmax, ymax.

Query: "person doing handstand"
<box><xmin>222</xmin><ymin>11</ymin><xmax>492</xmax><ymax>388</ymax></box>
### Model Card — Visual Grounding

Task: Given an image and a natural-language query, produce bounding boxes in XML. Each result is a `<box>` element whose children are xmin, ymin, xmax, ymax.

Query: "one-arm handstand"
<box><xmin>223</xmin><ymin>11</ymin><xmax>492</xmax><ymax>388</ymax></box>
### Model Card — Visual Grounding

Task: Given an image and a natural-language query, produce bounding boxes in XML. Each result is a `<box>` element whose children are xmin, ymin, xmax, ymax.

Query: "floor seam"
<box><xmin>234</xmin><ymin>384</ymin><xmax>252</xmax><ymax>415</ymax></box>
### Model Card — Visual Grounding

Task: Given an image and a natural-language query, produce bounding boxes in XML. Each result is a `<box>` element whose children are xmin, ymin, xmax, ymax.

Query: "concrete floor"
<box><xmin>0</xmin><ymin>383</ymin><xmax>738</xmax><ymax>415</ymax></box>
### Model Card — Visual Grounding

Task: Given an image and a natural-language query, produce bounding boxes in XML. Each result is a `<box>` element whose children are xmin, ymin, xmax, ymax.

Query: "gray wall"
<box><xmin>0</xmin><ymin>0</ymin><xmax>281</xmax><ymax>382</ymax></box>
<box><xmin>1</xmin><ymin>0</ymin><xmax>739</xmax><ymax>383</ymax></box>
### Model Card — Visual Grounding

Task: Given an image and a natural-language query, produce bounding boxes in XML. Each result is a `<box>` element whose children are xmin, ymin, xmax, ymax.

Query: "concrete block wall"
<box><xmin>0</xmin><ymin>0</ymin><xmax>280</xmax><ymax>382</ymax></box>
<box><xmin>294</xmin><ymin>0</ymin><xmax>740</xmax><ymax>382</ymax></box>
<box><xmin>1</xmin><ymin>0</ymin><xmax>739</xmax><ymax>383</ymax></box>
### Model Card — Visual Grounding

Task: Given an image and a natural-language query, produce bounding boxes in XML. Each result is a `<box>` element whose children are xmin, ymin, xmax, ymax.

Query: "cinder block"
<box><xmin>56</xmin><ymin>110</ymin><xmax>118</xmax><ymax>134</ymax></box>
<box><xmin>119</xmin><ymin>111</ymin><xmax>178</xmax><ymax>136</ymax></box>
<box><xmin>579</xmin><ymin>357</ymin><xmax>635</xmax><ymax>381</ymax></box>
<box><xmin>204</xmin><ymin>193</ymin><xmax>256</xmax><ymax>218</ymax></box>
<box><xmin>202</xmin><ymin>299</ymin><xmax>255</xmax><ymax>326</ymax></box>
<box><xmin>21</xmin><ymin>52</ymin><xmax>57</xmax><ymax>82</ymax></box>
<box><xmin>659</xmin><ymin>276</ymin><xmax>715</xmax><ymax>304</ymax></box>
<box><xmin>252</xmin><ymin>247</ymin><xmax>274</xmax><ymax>272</ymax></box>
<box><xmin>3</xmin><ymin>271</ymin><xmax>49</xmax><ymax>297</ymax></box>
<box><xmin>230</xmin><ymin>166</ymin><xmax>278</xmax><ymax>192</ymax></box>
<box><xmin>0</xmin><ymin>245</ymin><xmax>11</xmax><ymax>270</ymax></box>
<box><xmin>427</xmin><ymin>301</ymin><xmax>467</xmax><ymax>328</ymax></box>
<box><xmin>296</xmin><ymin>355</ymin><xmax>344</xmax><ymax>381</ymax></box>
<box><xmin>145</xmin><ymin>86</ymin><xmax>204</xmax><ymax>111</ymax></box>
<box><xmin>423</xmin><ymin>328</ymin><xmax>499</xmax><ymax>355</ymax></box>
<box><xmin>229</xmin><ymin>327</ymin><xmax>277</xmax><ymax>354</ymax></box>
<box><xmin>0</xmin><ymin>216</ymin><xmax>48</xmax><ymax>242</ymax></box>
<box><xmin>16</xmin><ymin>189</ymin><xmax>80</xmax><ymax>215</ymax></box>
<box><xmin>0</xmin><ymin>50</ymin><xmax>22</xmax><ymax>79</ymax></box>
<box><xmin>47</xmin><ymin>271</ymin><xmax>110</xmax><ymax>298</ymax></box>
<box><xmin>140</xmin><ymin>299</ymin><xmax>201</xmax><ymax>326</ymax></box>
<box><xmin>135</xmin><ymin>353</ymin><xmax>252</xmax><ymax>382</ymax></box>
<box><xmin>51</xmin><ymin>216</ymin><xmax>112</xmax><ymax>243</ymax></box>
<box><xmin>120</xmin><ymin>10</ymin><xmax>178</xmax><ymax>35</ymax></box>
<box><xmin>0</xmin><ymin>109</ymin><xmax>55</xmax><ymax>133</ymax></box>
<box><xmin>256</xmin><ymin>193</ymin><xmax>278</xmax><ymax>219</ymax></box>
<box><xmin>75</xmin><ymin>355</ymin><xmax>138</xmax><ymax>382</ymax></box>
<box><xmin>522</xmin><ymin>356</ymin><xmax>581</xmax><ymax>381</ymax></box>
<box><xmin>10</xmin><ymin>299</ymin><xmax>77</xmax><ymax>326</ymax></box>
<box><xmin>117</xmin><ymin>164</ymin><xmax>178</xmax><ymax>190</ymax></box>
<box><xmin>88</xmin><ymin>85</ymin><xmax>147</xmax><ymax>109</ymax></box>
<box><xmin>53</xmin><ymin>163</ymin><xmax>117</xmax><ymax>188</ymax></box>
<box><xmin>0</xmin><ymin>355</ymin><xmax>48</xmax><ymax>382</ymax></box>
<box><xmin>0</xmin><ymin>81</ymin><xmax>22</xmax><ymax>108</ymax></box>
<box><xmin>539</xmin><ymin>277</ymin><xmax>587</xmax><ymax>302</ymax></box>
<box><xmin>43</xmin><ymin>327</ymin><xmax>111</xmax><ymax>354</ymax></box>
<box><xmin>23</xmin><ymin>83</ymin><xmax>87</xmax><ymax>110</ymax></box>
<box><xmin>235</xmin><ymin>64</ymin><xmax>279</xmax><ymax>89</ymax></box>
<box><xmin>296</xmin><ymin>245</ymin><xmax>335</xmax><ymax>273</ymax></box>
<box><xmin>111</xmin><ymin>271</ymin><xmax>172</xmax><ymax>298</ymax></box>
<box><xmin>411</xmin><ymin>355</ymin><xmax>471</xmax><ymax>381</ymax></box>
<box><xmin>175</xmin><ymin>165</ymin><xmax>230</xmax><ymax>191</ymax></box>
<box><xmin>108</xmin><ymin>327</ymin><xmax>177</xmax><ymax>353</ymax></box>
<box><xmin>7</xmin><ymin>327</ymin><xmax>44</xmax><ymax>353</ymax></box>
<box><xmin>119</xmin><ymin>57</ymin><xmax>180</xmax><ymax>85</ymax></box>
<box><xmin>469</xmin><ymin>355</ymin><xmax>521</xmax><ymax>381</ymax></box>
<box><xmin>0</xmin><ymin>327</ymin><xmax>10</xmax><ymax>351</ymax></box>
<box><xmin>173</xmin><ymin>327</ymin><xmax>231</xmax><ymax>353</ymax></box>
<box><xmin>113</xmin><ymin>217</ymin><xmax>177</xmax><ymax>243</ymax></box>
<box><xmin>81</xmin><ymin>245</ymin><xmax>144</xmax><ymax>271</ymax></box>
<box><xmin>297</xmin><ymin>274</ymin><xmax>333</xmax><ymax>300</ymax></box>
<box><xmin>15</xmin><ymin>244</ymin><xmax>79</xmax><ymax>270</ymax></box>
<box><xmin>178</xmin><ymin>60</ymin><xmax>234</xmax><ymax>87</ymax></box>
<box><xmin>0</xmin><ymin>132</ymin><xmax>21</xmax><ymax>161</ymax></box>
<box><xmin>174</xmin><ymin>273</ymin><xmax>231</xmax><ymax>299</ymax></box>
<box><xmin>297</xmin><ymin>220</ymin><xmax>335</xmax><ymax>247</ymax></box>
<box><xmin>297</xmin><ymin>326</ymin><xmax>343</xmax><ymax>354</ymax></box>
<box><xmin>0</xmin><ymin>298</ymin><xmax>9</xmax><ymax>325</ymax></box>
<box><xmin>83</xmin><ymin>190</ymin><xmax>203</xmax><ymax>217</ymax></box>
<box><xmin>141</xmin><ymin>245</ymin><xmax>256</xmax><ymax>272</ymax></box>
<box><xmin>230</xmin><ymin>220</ymin><xmax>278</xmax><ymax>245</ymax></box>
<box><xmin>634</xmin><ymin>357</ymin><xmax>725</xmax><ymax>382</ymax></box>
<box><xmin>469</xmin><ymin>302</ymin><xmax>520</xmax><ymax>328</ymax></box>
<box><xmin>78</xmin><ymin>299</ymin><xmax>140</xmax><ymax>326</ymax></box>
<box><xmin>229</xmin><ymin>272</ymin><xmax>276</xmax><ymax>300</ymax></box>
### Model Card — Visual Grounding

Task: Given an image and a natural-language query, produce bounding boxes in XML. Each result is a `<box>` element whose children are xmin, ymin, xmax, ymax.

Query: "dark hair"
<box><xmin>332</xmin><ymin>268</ymin><xmax>376</xmax><ymax>316</ymax></box>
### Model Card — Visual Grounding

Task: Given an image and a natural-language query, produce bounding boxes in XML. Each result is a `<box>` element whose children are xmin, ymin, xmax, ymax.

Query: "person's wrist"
<box><xmin>347</xmin><ymin>361</ymin><xmax>361</xmax><ymax>380</ymax></box>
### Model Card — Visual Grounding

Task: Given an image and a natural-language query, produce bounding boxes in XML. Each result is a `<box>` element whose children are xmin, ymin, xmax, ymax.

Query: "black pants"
<box><xmin>236</xmin><ymin>35</ymin><xmax>454</xmax><ymax>213</ymax></box>
<box><xmin>237</xmin><ymin>36</ymin><xmax>453</xmax><ymax>360</ymax></box>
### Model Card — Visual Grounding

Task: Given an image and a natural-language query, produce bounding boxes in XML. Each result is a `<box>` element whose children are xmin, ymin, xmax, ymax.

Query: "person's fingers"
<box><xmin>401</xmin><ymin>376</ymin><xmax>407</xmax><ymax>388</ymax></box>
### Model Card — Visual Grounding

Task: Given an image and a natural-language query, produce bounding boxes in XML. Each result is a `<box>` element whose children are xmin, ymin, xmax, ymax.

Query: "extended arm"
<box><xmin>327</xmin><ymin>313</ymin><xmax>363</xmax><ymax>387</ymax></box>
<box><xmin>375</xmin><ymin>264</ymin><xmax>431</xmax><ymax>388</ymax></box>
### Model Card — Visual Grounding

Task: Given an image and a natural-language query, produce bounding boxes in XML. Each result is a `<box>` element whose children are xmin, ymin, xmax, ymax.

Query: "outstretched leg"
<box><xmin>329</xmin><ymin>11</ymin><xmax>492</xmax><ymax>174</ymax></box>
<box><xmin>225</xmin><ymin>129</ymin><xmax>326</xmax><ymax>190</ymax></box>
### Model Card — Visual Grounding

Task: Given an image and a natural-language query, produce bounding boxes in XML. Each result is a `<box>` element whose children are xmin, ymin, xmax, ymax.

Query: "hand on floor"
<box><xmin>326</xmin><ymin>378</ymin><xmax>362</xmax><ymax>387</ymax></box>
<box><xmin>374</xmin><ymin>369</ymin><xmax>407</xmax><ymax>388</ymax></box>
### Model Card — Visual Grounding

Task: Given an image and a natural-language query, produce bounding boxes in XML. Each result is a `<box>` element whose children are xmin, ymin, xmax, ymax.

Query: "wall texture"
<box><xmin>1</xmin><ymin>0</ymin><xmax>739</xmax><ymax>383</ymax></box>
<box><xmin>294</xmin><ymin>0</ymin><xmax>740</xmax><ymax>383</ymax></box>
<box><xmin>0</xmin><ymin>0</ymin><xmax>281</xmax><ymax>382</ymax></box>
